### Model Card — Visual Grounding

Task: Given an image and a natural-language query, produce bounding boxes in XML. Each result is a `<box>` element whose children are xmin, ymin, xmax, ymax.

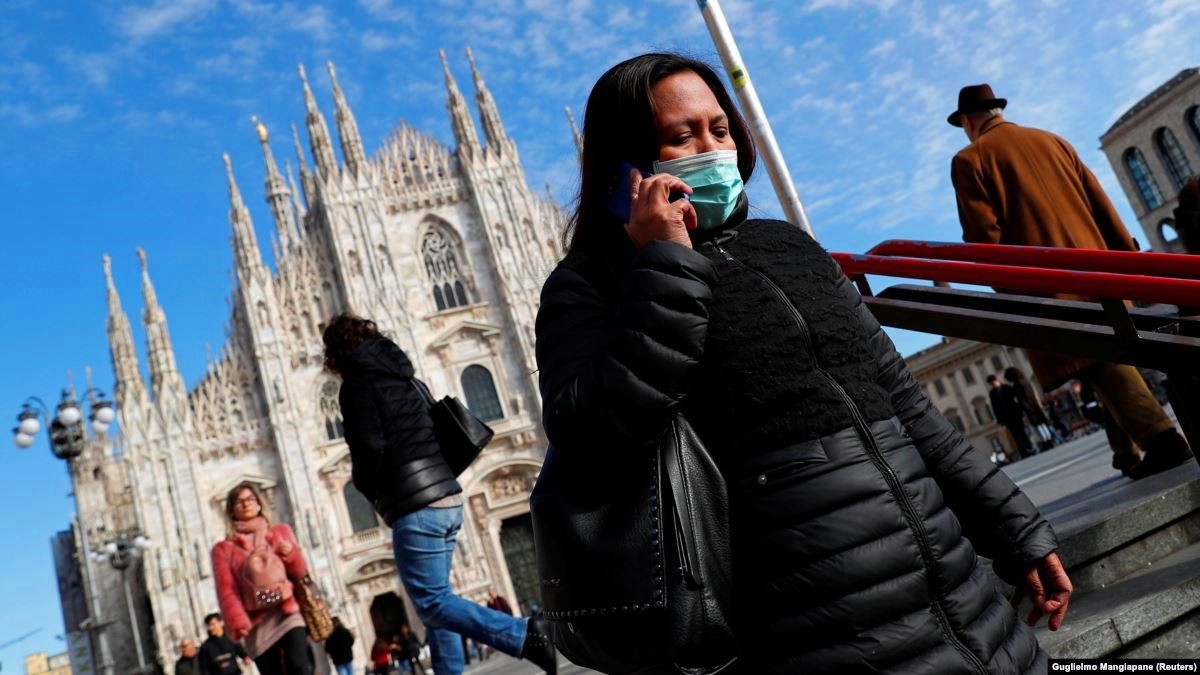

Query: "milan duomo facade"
<box><xmin>65</xmin><ymin>50</ymin><xmax>563</xmax><ymax>674</ymax></box>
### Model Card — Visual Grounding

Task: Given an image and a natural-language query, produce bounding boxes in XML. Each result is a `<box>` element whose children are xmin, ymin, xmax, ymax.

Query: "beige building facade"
<box><xmin>903</xmin><ymin>338</ymin><xmax>1042</xmax><ymax>456</ymax></box>
<box><xmin>25</xmin><ymin>652</ymin><xmax>72</xmax><ymax>675</ymax></box>
<box><xmin>1100</xmin><ymin>67</ymin><xmax>1200</xmax><ymax>251</ymax></box>
<box><xmin>62</xmin><ymin>50</ymin><xmax>563</xmax><ymax>674</ymax></box>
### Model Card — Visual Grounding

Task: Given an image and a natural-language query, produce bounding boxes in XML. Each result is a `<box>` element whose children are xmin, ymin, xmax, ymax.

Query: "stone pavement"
<box><xmin>463</xmin><ymin>653</ymin><xmax>597</xmax><ymax>675</ymax></box>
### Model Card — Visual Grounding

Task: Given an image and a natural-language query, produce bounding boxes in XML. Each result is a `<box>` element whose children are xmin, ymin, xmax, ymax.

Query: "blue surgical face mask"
<box><xmin>653</xmin><ymin>150</ymin><xmax>743</xmax><ymax>230</ymax></box>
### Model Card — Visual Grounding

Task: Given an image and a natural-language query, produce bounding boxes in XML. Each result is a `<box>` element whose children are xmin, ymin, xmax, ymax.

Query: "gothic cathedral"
<box><xmin>75</xmin><ymin>50</ymin><xmax>564</xmax><ymax>673</ymax></box>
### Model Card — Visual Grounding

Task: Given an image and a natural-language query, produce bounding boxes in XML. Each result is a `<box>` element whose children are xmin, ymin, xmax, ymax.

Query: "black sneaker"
<box><xmin>521</xmin><ymin>616</ymin><xmax>557</xmax><ymax>674</ymax></box>
<box><xmin>1130</xmin><ymin>430</ymin><xmax>1193</xmax><ymax>480</ymax></box>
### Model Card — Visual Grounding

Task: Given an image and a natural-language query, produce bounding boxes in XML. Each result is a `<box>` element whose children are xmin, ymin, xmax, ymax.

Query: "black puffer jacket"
<box><xmin>535</xmin><ymin>219</ymin><xmax>1058</xmax><ymax>673</ymax></box>
<box><xmin>338</xmin><ymin>337</ymin><xmax>460</xmax><ymax>524</ymax></box>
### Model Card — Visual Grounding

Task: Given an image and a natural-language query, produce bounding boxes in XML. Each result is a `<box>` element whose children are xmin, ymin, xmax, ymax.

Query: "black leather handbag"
<box><xmin>530</xmin><ymin>415</ymin><xmax>737</xmax><ymax>674</ymax></box>
<box><xmin>412</xmin><ymin>379</ymin><xmax>494</xmax><ymax>476</ymax></box>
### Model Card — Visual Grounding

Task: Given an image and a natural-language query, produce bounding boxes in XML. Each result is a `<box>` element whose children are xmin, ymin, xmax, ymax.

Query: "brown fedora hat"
<box><xmin>947</xmin><ymin>83</ymin><xmax>1007</xmax><ymax>127</ymax></box>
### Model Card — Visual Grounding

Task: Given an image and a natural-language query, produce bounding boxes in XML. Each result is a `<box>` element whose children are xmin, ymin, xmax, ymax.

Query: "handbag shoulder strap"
<box><xmin>663</xmin><ymin>415</ymin><xmax>703</xmax><ymax>590</ymax></box>
<box><xmin>410</xmin><ymin>378</ymin><xmax>435</xmax><ymax>406</ymax></box>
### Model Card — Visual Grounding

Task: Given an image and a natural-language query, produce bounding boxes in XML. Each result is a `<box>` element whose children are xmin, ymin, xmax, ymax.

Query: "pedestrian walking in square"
<box><xmin>949</xmin><ymin>83</ymin><xmax>1192</xmax><ymax>478</ymax></box>
<box><xmin>324</xmin><ymin>617</ymin><xmax>355</xmax><ymax>675</ymax></box>
<box><xmin>175</xmin><ymin>639</ymin><xmax>200</xmax><ymax>675</ymax></box>
<box><xmin>199</xmin><ymin>613</ymin><xmax>249</xmax><ymax>674</ymax></box>
<box><xmin>323</xmin><ymin>315</ymin><xmax>556</xmax><ymax>675</ymax></box>
<box><xmin>211</xmin><ymin>484</ymin><xmax>314</xmax><ymax>675</ymax></box>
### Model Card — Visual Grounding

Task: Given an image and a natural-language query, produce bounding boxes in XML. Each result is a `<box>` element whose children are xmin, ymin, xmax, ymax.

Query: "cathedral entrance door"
<box><xmin>370</xmin><ymin>592</ymin><xmax>411</xmax><ymax>645</ymax></box>
<box><xmin>499</xmin><ymin>513</ymin><xmax>542</xmax><ymax>615</ymax></box>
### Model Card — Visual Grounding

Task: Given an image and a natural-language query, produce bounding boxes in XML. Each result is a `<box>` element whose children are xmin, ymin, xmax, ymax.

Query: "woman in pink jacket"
<box><xmin>211</xmin><ymin>482</ymin><xmax>313</xmax><ymax>675</ymax></box>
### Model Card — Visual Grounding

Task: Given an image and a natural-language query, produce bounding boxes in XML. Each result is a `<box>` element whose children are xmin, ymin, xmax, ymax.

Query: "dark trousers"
<box><xmin>254</xmin><ymin>627</ymin><xmax>313</xmax><ymax>675</ymax></box>
<box><xmin>1003</xmin><ymin>419</ymin><xmax>1035</xmax><ymax>457</ymax></box>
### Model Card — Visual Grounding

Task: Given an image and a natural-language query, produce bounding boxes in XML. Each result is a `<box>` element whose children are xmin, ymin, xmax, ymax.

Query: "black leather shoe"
<box><xmin>1130</xmin><ymin>430</ymin><xmax>1193</xmax><ymax>480</ymax></box>
<box><xmin>521</xmin><ymin>616</ymin><xmax>558</xmax><ymax>674</ymax></box>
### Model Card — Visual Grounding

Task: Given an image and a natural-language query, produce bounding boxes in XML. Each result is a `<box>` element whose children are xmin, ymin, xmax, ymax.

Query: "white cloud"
<box><xmin>360</xmin><ymin>29</ymin><xmax>413</xmax><ymax>52</ymax></box>
<box><xmin>228</xmin><ymin>0</ymin><xmax>336</xmax><ymax>42</ymax></box>
<box><xmin>867</xmin><ymin>39</ymin><xmax>896</xmax><ymax>58</ymax></box>
<box><xmin>0</xmin><ymin>103</ymin><xmax>81</xmax><ymax>125</ymax></box>
<box><xmin>116</xmin><ymin>0</ymin><xmax>215</xmax><ymax>40</ymax></box>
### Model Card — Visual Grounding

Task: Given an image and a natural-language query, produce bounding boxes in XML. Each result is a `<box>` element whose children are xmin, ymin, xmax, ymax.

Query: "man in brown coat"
<box><xmin>949</xmin><ymin>83</ymin><xmax>1192</xmax><ymax>479</ymax></box>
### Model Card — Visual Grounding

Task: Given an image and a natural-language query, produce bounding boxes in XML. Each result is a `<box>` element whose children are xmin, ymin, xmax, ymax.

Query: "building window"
<box><xmin>1159</xmin><ymin>219</ymin><xmax>1181</xmax><ymax>248</ymax></box>
<box><xmin>961</xmin><ymin>367</ymin><xmax>976</xmax><ymax>385</ymax></box>
<box><xmin>320</xmin><ymin>381</ymin><xmax>344</xmax><ymax>441</ymax></box>
<box><xmin>1188</xmin><ymin>106</ymin><xmax>1200</xmax><ymax>149</ymax></box>
<box><xmin>934</xmin><ymin>379</ymin><xmax>947</xmax><ymax>397</ymax></box>
<box><xmin>343</xmin><ymin>482</ymin><xmax>377</xmax><ymax>534</ymax></box>
<box><xmin>461</xmin><ymin>365</ymin><xmax>503</xmax><ymax>422</ymax></box>
<box><xmin>972</xmin><ymin>396</ymin><xmax>994</xmax><ymax>425</ymax></box>
<box><xmin>1124</xmin><ymin>147</ymin><xmax>1165</xmax><ymax>211</ymax></box>
<box><xmin>421</xmin><ymin>224</ymin><xmax>473</xmax><ymax>311</ymax></box>
<box><xmin>990</xmin><ymin>355</ymin><xmax>1003</xmax><ymax>371</ymax></box>
<box><xmin>1154</xmin><ymin>127</ymin><xmax>1193</xmax><ymax>191</ymax></box>
<box><xmin>945</xmin><ymin>408</ymin><xmax>966</xmax><ymax>433</ymax></box>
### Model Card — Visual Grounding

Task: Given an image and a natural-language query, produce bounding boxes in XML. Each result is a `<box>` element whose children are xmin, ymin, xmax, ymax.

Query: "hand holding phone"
<box><xmin>624</xmin><ymin>168</ymin><xmax>697</xmax><ymax>250</ymax></box>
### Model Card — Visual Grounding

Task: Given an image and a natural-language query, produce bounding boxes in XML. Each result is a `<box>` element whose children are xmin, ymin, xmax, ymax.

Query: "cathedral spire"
<box><xmin>565</xmin><ymin>106</ymin><xmax>583</xmax><ymax>161</ymax></box>
<box><xmin>254</xmin><ymin>117</ymin><xmax>299</xmax><ymax>254</ymax></box>
<box><xmin>223</xmin><ymin>153</ymin><xmax>264</xmax><ymax>278</ymax></box>
<box><xmin>136</xmin><ymin>247</ymin><xmax>185</xmax><ymax>405</ymax></box>
<box><xmin>327</xmin><ymin>61</ymin><xmax>368</xmax><ymax>177</ymax></box>
<box><xmin>465</xmin><ymin>46</ymin><xmax>510</xmax><ymax>154</ymax></box>
<box><xmin>298</xmin><ymin>63</ymin><xmax>338</xmax><ymax>181</ymax></box>
<box><xmin>291</xmin><ymin>122</ymin><xmax>315</xmax><ymax>205</ymax></box>
<box><xmin>285</xmin><ymin>160</ymin><xmax>307</xmax><ymax>220</ymax></box>
<box><xmin>439</xmin><ymin>49</ymin><xmax>479</xmax><ymax>153</ymax></box>
<box><xmin>102</xmin><ymin>254</ymin><xmax>146</xmax><ymax>408</ymax></box>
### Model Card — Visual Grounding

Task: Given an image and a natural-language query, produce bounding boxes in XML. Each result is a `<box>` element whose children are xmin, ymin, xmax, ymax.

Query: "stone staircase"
<box><xmin>1032</xmin><ymin>461</ymin><xmax>1200</xmax><ymax>657</ymax></box>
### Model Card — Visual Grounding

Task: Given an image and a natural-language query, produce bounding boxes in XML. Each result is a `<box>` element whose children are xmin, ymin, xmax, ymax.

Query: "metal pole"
<box><xmin>696</xmin><ymin>0</ymin><xmax>813</xmax><ymax>237</ymax></box>
<box><xmin>120</xmin><ymin>567</ymin><xmax>148</xmax><ymax>671</ymax></box>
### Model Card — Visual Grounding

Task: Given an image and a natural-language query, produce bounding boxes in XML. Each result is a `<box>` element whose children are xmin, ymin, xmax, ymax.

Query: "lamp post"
<box><xmin>12</xmin><ymin>383</ymin><xmax>117</xmax><ymax>675</ymax></box>
<box><xmin>90</xmin><ymin>533</ymin><xmax>151</xmax><ymax>674</ymax></box>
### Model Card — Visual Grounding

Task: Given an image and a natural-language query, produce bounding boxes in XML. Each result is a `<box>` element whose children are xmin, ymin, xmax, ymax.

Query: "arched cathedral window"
<box><xmin>461</xmin><ymin>365</ymin><xmax>503</xmax><ymax>422</ymax></box>
<box><xmin>421</xmin><ymin>224</ymin><xmax>473</xmax><ymax>311</ymax></box>
<box><xmin>320</xmin><ymin>381</ymin><xmax>344</xmax><ymax>441</ymax></box>
<box><xmin>1188</xmin><ymin>106</ymin><xmax>1200</xmax><ymax>149</ymax></box>
<box><xmin>1154</xmin><ymin>127</ymin><xmax>1193</xmax><ymax>191</ymax></box>
<box><xmin>1124</xmin><ymin>147</ymin><xmax>1164</xmax><ymax>211</ymax></box>
<box><xmin>343</xmin><ymin>482</ymin><xmax>377</xmax><ymax>533</ymax></box>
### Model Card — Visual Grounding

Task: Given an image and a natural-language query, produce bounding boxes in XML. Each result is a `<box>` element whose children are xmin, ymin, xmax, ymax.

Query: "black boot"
<box><xmin>1130</xmin><ymin>430</ymin><xmax>1193</xmax><ymax>480</ymax></box>
<box><xmin>521</xmin><ymin>616</ymin><xmax>558</xmax><ymax>674</ymax></box>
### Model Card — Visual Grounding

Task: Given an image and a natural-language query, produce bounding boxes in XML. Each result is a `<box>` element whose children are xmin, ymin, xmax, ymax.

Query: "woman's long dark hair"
<box><xmin>565</xmin><ymin>53</ymin><xmax>756</xmax><ymax>258</ymax></box>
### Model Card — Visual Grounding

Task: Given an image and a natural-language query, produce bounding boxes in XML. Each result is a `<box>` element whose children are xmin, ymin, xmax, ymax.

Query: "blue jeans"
<box><xmin>335</xmin><ymin>664</ymin><xmax>354</xmax><ymax>675</ymax></box>
<box><xmin>392</xmin><ymin>505</ymin><xmax>528</xmax><ymax>675</ymax></box>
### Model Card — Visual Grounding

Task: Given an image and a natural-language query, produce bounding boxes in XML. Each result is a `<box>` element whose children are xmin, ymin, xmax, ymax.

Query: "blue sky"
<box><xmin>1</xmin><ymin>0</ymin><xmax>1197</xmax><ymax>662</ymax></box>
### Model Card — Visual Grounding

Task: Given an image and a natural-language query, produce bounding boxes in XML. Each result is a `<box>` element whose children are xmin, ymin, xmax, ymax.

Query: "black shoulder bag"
<box><xmin>530</xmin><ymin>415</ymin><xmax>737</xmax><ymax>674</ymax></box>
<box><xmin>411</xmin><ymin>379</ymin><xmax>495</xmax><ymax>476</ymax></box>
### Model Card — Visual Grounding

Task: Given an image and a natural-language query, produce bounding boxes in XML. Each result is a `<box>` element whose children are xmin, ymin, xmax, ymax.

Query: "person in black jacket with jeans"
<box><xmin>323</xmin><ymin>315</ymin><xmax>556</xmax><ymax>675</ymax></box>
<box><xmin>535</xmin><ymin>52</ymin><xmax>1072</xmax><ymax>674</ymax></box>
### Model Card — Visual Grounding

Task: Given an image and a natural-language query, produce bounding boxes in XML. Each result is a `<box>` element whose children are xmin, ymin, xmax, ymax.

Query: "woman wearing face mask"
<box><xmin>535</xmin><ymin>52</ymin><xmax>1072</xmax><ymax>673</ymax></box>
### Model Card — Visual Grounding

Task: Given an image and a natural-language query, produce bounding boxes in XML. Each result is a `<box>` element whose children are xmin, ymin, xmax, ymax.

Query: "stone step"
<box><xmin>1037</xmin><ymin>539</ymin><xmax>1200</xmax><ymax>658</ymax></box>
<box><xmin>1040</xmin><ymin>463</ymin><xmax>1200</xmax><ymax>595</ymax></box>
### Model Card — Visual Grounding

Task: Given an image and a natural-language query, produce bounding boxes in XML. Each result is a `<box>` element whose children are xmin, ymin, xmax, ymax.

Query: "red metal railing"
<box><xmin>865</xmin><ymin>240</ymin><xmax>1200</xmax><ymax>279</ymax></box>
<box><xmin>831</xmin><ymin>241</ymin><xmax>1200</xmax><ymax>307</ymax></box>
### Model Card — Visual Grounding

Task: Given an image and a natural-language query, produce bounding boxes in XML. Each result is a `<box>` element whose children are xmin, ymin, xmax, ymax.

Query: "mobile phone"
<box><xmin>607</xmin><ymin>161</ymin><xmax>689</xmax><ymax>223</ymax></box>
<box><xmin>608</xmin><ymin>162</ymin><xmax>648</xmax><ymax>223</ymax></box>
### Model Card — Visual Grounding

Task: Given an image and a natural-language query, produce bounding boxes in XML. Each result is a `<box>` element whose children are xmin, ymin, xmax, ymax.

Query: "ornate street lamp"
<box><xmin>90</xmin><ymin>533</ymin><xmax>152</xmax><ymax>674</ymax></box>
<box><xmin>12</xmin><ymin>378</ymin><xmax>117</xmax><ymax>675</ymax></box>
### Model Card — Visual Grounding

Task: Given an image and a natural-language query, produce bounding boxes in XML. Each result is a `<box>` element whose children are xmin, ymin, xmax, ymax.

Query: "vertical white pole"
<box><xmin>697</xmin><ymin>0</ymin><xmax>814</xmax><ymax>237</ymax></box>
